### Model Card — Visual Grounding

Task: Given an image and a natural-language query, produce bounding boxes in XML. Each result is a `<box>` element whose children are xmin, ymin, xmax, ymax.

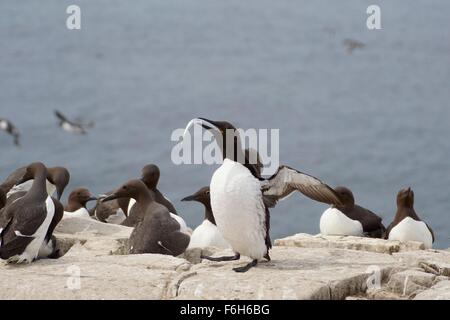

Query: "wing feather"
<box><xmin>262</xmin><ymin>165</ymin><xmax>343</xmax><ymax>206</ymax></box>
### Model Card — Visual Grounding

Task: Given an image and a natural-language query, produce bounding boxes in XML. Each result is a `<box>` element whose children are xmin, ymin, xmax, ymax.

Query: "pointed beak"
<box><xmin>181</xmin><ymin>194</ymin><xmax>197</xmax><ymax>202</ymax></box>
<box><xmin>56</xmin><ymin>187</ymin><xmax>64</xmax><ymax>201</ymax></box>
<box><xmin>87</xmin><ymin>196</ymin><xmax>97</xmax><ymax>202</ymax></box>
<box><xmin>101</xmin><ymin>193</ymin><xmax>118</xmax><ymax>203</ymax></box>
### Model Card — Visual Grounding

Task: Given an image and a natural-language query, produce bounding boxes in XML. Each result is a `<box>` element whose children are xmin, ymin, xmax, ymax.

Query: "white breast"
<box><xmin>12</xmin><ymin>196</ymin><xmax>55</xmax><ymax>263</ymax></box>
<box><xmin>7</xmin><ymin>180</ymin><xmax>56</xmax><ymax>198</ymax></box>
<box><xmin>104</xmin><ymin>208</ymin><xmax>126</xmax><ymax>224</ymax></box>
<box><xmin>210</xmin><ymin>159</ymin><xmax>267</xmax><ymax>260</ymax></box>
<box><xmin>320</xmin><ymin>207</ymin><xmax>363</xmax><ymax>236</ymax></box>
<box><xmin>127</xmin><ymin>198</ymin><xmax>136</xmax><ymax>214</ymax></box>
<box><xmin>63</xmin><ymin>207</ymin><xmax>91</xmax><ymax>219</ymax></box>
<box><xmin>388</xmin><ymin>217</ymin><xmax>433</xmax><ymax>249</ymax></box>
<box><xmin>188</xmin><ymin>220</ymin><xmax>230</xmax><ymax>249</ymax></box>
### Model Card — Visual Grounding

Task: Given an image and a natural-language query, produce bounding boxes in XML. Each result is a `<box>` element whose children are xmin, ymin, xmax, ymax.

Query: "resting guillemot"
<box><xmin>182</xmin><ymin>186</ymin><xmax>230</xmax><ymax>249</ymax></box>
<box><xmin>123</xmin><ymin>164</ymin><xmax>188</xmax><ymax>232</ymax></box>
<box><xmin>91</xmin><ymin>193</ymin><xmax>128</xmax><ymax>224</ymax></box>
<box><xmin>183</xmin><ymin>118</ymin><xmax>343</xmax><ymax>272</ymax></box>
<box><xmin>63</xmin><ymin>188</ymin><xmax>97</xmax><ymax>219</ymax></box>
<box><xmin>2</xmin><ymin>166</ymin><xmax>70</xmax><ymax>200</ymax></box>
<box><xmin>319</xmin><ymin>186</ymin><xmax>386</xmax><ymax>238</ymax></box>
<box><xmin>0</xmin><ymin>118</ymin><xmax>20</xmax><ymax>146</ymax></box>
<box><xmin>384</xmin><ymin>187</ymin><xmax>434</xmax><ymax>249</ymax></box>
<box><xmin>54</xmin><ymin>110</ymin><xmax>94</xmax><ymax>135</ymax></box>
<box><xmin>0</xmin><ymin>163</ymin><xmax>63</xmax><ymax>263</ymax></box>
<box><xmin>102</xmin><ymin>180</ymin><xmax>190</xmax><ymax>256</ymax></box>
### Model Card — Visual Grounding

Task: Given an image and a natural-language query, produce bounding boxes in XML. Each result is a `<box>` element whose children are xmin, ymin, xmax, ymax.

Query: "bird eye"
<box><xmin>205</xmin><ymin>191</ymin><xmax>210</xmax><ymax>195</ymax></box>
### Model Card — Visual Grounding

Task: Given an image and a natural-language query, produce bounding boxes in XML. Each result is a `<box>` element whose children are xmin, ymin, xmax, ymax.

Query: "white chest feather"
<box><xmin>63</xmin><ymin>207</ymin><xmax>90</xmax><ymax>219</ymax></box>
<box><xmin>188</xmin><ymin>220</ymin><xmax>230</xmax><ymax>249</ymax></box>
<box><xmin>388</xmin><ymin>217</ymin><xmax>433</xmax><ymax>249</ymax></box>
<box><xmin>210</xmin><ymin>159</ymin><xmax>267</xmax><ymax>259</ymax></box>
<box><xmin>13</xmin><ymin>197</ymin><xmax>55</xmax><ymax>263</ymax></box>
<box><xmin>7</xmin><ymin>180</ymin><xmax>56</xmax><ymax>198</ymax></box>
<box><xmin>320</xmin><ymin>207</ymin><xmax>363</xmax><ymax>236</ymax></box>
<box><xmin>104</xmin><ymin>208</ymin><xmax>126</xmax><ymax>224</ymax></box>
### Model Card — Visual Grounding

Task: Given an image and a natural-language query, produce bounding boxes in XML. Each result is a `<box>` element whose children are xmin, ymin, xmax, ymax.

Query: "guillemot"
<box><xmin>90</xmin><ymin>193</ymin><xmax>128</xmax><ymax>224</ymax></box>
<box><xmin>54</xmin><ymin>110</ymin><xmax>94</xmax><ymax>135</ymax></box>
<box><xmin>183</xmin><ymin>118</ymin><xmax>342</xmax><ymax>272</ymax></box>
<box><xmin>0</xmin><ymin>118</ymin><xmax>20</xmax><ymax>146</ymax></box>
<box><xmin>123</xmin><ymin>164</ymin><xmax>187</xmax><ymax>232</ymax></box>
<box><xmin>384</xmin><ymin>187</ymin><xmax>434</xmax><ymax>249</ymax></box>
<box><xmin>182</xmin><ymin>186</ymin><xmax>230</xmax><ymax>249</ymax></box>
<box><xmin>63</xmin><ymin>188</ymin><xmax>97</xmax><ymax>219</ymax></box>
<box><xmin>102</xmin><ymin>180</ymin><xmax>190</xmax><ymax>256</ymax></box>
<box><xmin>2</xmin><ymin>166</ymin><xmax>70</xmax><ymax>200</ymax></box>
<box><xmin>0</xmin><ymin>163</ymin><xmax>63</xmax><ymax>263</ymax></box>
<box><xmin>319</xmin><ymin>186</ymin><xmax>386</xmax><ymax>238</ymax></box>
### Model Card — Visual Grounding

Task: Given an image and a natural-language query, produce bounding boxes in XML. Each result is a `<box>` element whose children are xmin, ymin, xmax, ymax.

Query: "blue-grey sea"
<box><xmin>1</xmin><ymin>1</ymin><xmax>449</xmax><ymax>248</ymax></box>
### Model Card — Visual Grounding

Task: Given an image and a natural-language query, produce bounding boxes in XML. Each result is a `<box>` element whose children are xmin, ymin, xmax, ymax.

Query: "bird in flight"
<box><xmin>54</xmin><ymin>110</ymin><xmax>94</xmax><ymax>135</ymax></box>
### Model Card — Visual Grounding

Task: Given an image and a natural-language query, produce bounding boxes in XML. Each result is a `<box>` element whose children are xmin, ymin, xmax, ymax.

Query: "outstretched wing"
<box><xmin>54</xmin><ymin>110</ymin><xmax>69</xmax><ymax>123</ymax></box>
<box><xmin>262</xmin><ymin>165</ymin><xmax>343</xmax><ymax>206</ymax></box>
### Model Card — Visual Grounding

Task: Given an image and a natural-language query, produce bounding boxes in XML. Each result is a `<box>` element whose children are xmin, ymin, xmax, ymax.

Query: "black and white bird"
<box><xmin>123</xmin><ymin>164</ymin><xmax>188</xmax><ymax>232</ymax></box>
<box><xmin>183</xmin><ymin>118</ymin><xmax>343</xmax><ymax>272</ymax></box>
<box><xmin>384</xmin><ymin>187</ymin><xmax>434</xmax><ymax>249</ymax></box>
<box><xmin>182</xmin><ymin>186</ymin><xmax>230</xmax><ymax>249</ymax></box>
<box><xmin>102</xmin><ymin>179</ymin><xmax>190</xmax><ymax>256</ymax></box>
<box><xmin>0</xmin><ymin>118</ymin><xmax>20</xmax><ymax>146</ymax></box>
<box><xmin>63</xmin><ymin>188</ymin><xmax>97</xmax><ymax>219</ymax></box>
<box><xmin>0</xmin><ymin>163</ymin><xmax>63</xmax><ymax>263</ymax></box>
<box><xmin>1</xmin><ymin>166</ymin><xmax>70</xmax><ymax>201</ymax></box>
<box><xmin>319</xmin><ymin>186</ymin><xmax>386</xmax><ymax>238</ymax></box>
<box><xmin>54</xmin><ymin>110</ymin><xmax>94</xmax><ymax>135</ymax></box>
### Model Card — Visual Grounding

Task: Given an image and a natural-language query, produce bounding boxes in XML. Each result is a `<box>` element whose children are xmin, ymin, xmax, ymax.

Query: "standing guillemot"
<box><xmin>183</xmin><ymin>118</ymin><xmax>343</xmax><ymax>272</ymax></box>
<box><xmin>384</xmin><ymin>187</ymin><xmax>434</xmax><ymax>249</ymax></box>
<box><xmin>102</xmin><ymin>180</ymin><xmax>190</xmax><ymax>256</ymax></box>
<box><xmin>54</xmin><ymin>110</ymin><xmax>94</xmax><ymax>135</ymax></box>
<box><xmin>123</xmin><ymin>164</ymin><xmax>188</xmax><ymax>232</ymax></box>
<box><xmin>319</xmin><ymin>186</ymin><xmax>386</xmax><ymax>238</ymax></box>
<box><xmin>182</xmin><ymin>186</ymin><xmax>230</xmax><ymax>249</ymax></box>
<box><xmin>0</xmin><ymin>163</ymin><xmax>64</xmax><ymax>263</ymax></box>
<box><xmin>2</xmin><ymin>166</ymin><xmax>70</xmax><ymax>200</ymax></box>
<box><xmin>0</xmin><ymin>118</ymin><xmax>20</xmax><ymax>146</ymax></box>
<box><xmin>63</xmin><ymin>188</ymin><xmax>97</xmax><ymax>219</ymax></box>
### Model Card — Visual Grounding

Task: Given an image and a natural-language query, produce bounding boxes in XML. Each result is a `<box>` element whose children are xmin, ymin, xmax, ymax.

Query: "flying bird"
<box><xmin>0</xmin><ymin>118</ymin><xmax>20</xmax><ymax>146</ymax></box>
<box><xmin>54</xmin><ymin>110</ymin><xmax>94</xmax><ymax>134</ymax></box>
<box><xmin>343</xmin><ymin>39</ymin><xmax>365</xmax><ymax>54</ymax></box>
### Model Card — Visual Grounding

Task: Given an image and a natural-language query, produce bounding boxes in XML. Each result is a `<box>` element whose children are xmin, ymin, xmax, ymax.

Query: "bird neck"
<box><xmin>203</xmin><ymin>201</ymin><xmax>216</xmax><ymax>225</ymax></box>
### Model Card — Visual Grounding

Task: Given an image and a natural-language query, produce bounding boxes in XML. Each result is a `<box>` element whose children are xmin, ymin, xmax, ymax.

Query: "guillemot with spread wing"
<box><xmin>183</xmin><ymin>118</ymin><xmax>342</xmax><ymax>272</ymax></box>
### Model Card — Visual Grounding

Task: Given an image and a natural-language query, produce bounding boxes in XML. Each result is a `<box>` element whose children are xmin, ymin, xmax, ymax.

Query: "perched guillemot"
<box><xmin>123</xmin><ymin>164</ymin><xmax>188</xmax><ymax>232</ymax></box>
<box><xmin>0</xmin><ymin>118</ymin><xmax>20</xmax><ymax>146</ymax></box>
<box><xmin>2</xmin><ymin>166</ymin><xmax>70</xmax><ymax>200</ymax></box>
<box><xmin>54</xmin><ymin>110</ymin><xmax>94</xmax><ymax>135</ymax></box>
<box><xmin>182</xmin><ymin>186</ymin><xmax>230</xmax><ymax>249</ymax></box>
<box><xmin>102</xmin><ymin>180</ymin><xmax>190</xmax><ymax>256</ymax></box>
<box><xmin>184</xmin><ymin>118</ymin><xmax>343</xmax><ymax>272</ymax></box>
<box><xmin>0</xmin><ymin>163</ymin><xmax>64</xmax><ymax>263</ymax></box>
<box><xmin>319</xmin><ymin>186</ymin><xmax>386</xmax><ymax>238</ymax></box>
<box><xmin>90</xmin><ymin>193</ymin><xmax>128</xmax><ymax>224</ymax></box>
<box><xmin>384</xmin><ymin>187</ymin><xmax>434</xmax><ymax>249</ymax></box>
<box><xmin>63</xmin><ymin>188</ymin><xmax>97</xmax><ymax>219</ymax></box>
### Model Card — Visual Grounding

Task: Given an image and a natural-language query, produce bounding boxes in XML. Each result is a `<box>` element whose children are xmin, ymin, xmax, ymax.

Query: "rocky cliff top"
<box><xmin>0</xmin><ymin>217</ymin><xmax>448</xmax><ymax>300</ymax></box>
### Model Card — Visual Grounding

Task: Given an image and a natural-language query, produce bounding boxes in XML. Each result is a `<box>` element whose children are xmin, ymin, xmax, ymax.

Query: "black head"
<box><xmin>101</xmin><ymin>179</ymin><xmax>147</xmax><ymax>202</ymax></box>
<box><xmin>334</xmin><ymin>186</ymin><xmax>355</xmax><ymax>206</ymax></box>
<box><xmin>47</xmin><ymin>167</ymin><xmax>70</xmax><ymax>200</ymax></box>
<box><xmin>141</xmin><ymin>164</ymin><xmax>160</xmax><ymax>189</ymax></box>
<box><xmin>397</xmin><ymin>187</ymin><xmax>414</xmax><ymax>208</ymax></box>
<box><xmin>68</xmin><ymin>187</ymin><xmax>97</xmax><ymax>208</ymax></box>
<box><xmin>17</xmin><ymin>162</ymin><xmax>47</xmax><ymax>183</ymax></box>
<box><xmin>197</xmin><ymin>118</ymin><xmax>237</xmax><ymax>133</ymax></box>
<box><xmin>181</xmin><ymin>186</ymin><xmax>210</xmax><ymax>206</ymax></box>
